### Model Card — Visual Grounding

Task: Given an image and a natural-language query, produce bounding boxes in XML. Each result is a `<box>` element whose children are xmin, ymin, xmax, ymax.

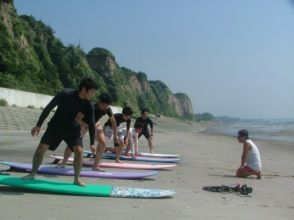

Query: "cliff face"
<box><xmin>0</xmin><ymin>1</ymin><xmax>194</xmax><ymax>118</ymax></box>
<box><xmin>86</xmin><ymin>48</ymin><xmax>194</xmax><ymax>118</ymax></box>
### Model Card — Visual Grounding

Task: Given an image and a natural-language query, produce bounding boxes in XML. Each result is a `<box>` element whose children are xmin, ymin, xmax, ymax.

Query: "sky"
<box><xmin>14</xmin><ymin>0</ymin><xmax>294</xmax><ymax>119</ymax></box>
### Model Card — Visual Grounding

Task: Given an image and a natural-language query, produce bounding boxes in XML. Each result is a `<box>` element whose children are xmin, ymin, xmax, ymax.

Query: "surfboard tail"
<box><xmin>110</xmin><ymin>186</ymin><xmax>175</xmax><ymax>198</ymax></box>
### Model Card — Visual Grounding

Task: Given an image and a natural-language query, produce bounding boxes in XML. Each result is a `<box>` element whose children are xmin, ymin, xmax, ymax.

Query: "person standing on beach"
<box><xmin>236</xmin><ymin>129</ymin><xmax>262</xmax><ymax>179</ymax></box>
<box><xmin>57</xmin><ymin>93</ymin><xmax>117</xmax><ymax>172</ymax></box>
<box><xmin>135</xmin><ymin>108</ymin><xmax>154</xmax><ymax>154</ymax></box>
<box><xmin>23</xmin><ymin>78</ymin><xmax>97</xmax><ymax>186</ymax></box>
<box><xmin>104</xmin><ymin>106</ymin><xmax>133</xmax><ymax>163</ymax></box>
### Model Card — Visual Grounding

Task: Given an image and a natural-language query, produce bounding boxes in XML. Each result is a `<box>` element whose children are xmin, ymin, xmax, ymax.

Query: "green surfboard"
<box><xmin>0</xmin><ymin>175</ymin><xmax>175</xmax><ymax>198</ymax></box>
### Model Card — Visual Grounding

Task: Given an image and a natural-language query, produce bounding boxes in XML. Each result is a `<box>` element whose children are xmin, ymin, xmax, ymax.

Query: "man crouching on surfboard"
<box><xmin>23</xmin><ymin>78</ymin><xmax>97</xmax><ymax>186</ymax></box>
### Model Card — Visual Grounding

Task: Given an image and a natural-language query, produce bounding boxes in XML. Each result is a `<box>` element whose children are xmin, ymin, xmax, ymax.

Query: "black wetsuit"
<box><xmin>104</xmin><ymin>113</ymin><xmax>131</xmax><ymax>130</ymax></box>
<box><xmin>37</xmin><ymin>89</ymin><xmax>95</xmax><ymax>151</ymax></box>
<box><xmin>135</xmin><ymin>116</ymin><xmax>153</xmax><ymax>139</ymax></box>
<box><xmin>94</xmin><ymin>106</ymin><xmax>113</xmax><ymax>122</ymax></box>
<box><xmin>81</xmin><ymin>105</ymin><xmax>113</xmax><ymax>124</ymax></box>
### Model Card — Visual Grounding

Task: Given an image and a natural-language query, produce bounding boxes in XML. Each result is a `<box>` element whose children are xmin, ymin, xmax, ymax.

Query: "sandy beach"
<box><xmin>0</xmin><ymin>106</ymin><xmax>293</xmax><ymax>220</ymax></box>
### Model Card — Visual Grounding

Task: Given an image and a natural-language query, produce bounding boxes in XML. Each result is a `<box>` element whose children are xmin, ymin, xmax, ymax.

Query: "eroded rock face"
<box><xmin>172</xmin><ymin>93</ymin><xmax>194</xmax><ymax>117</ymax></box>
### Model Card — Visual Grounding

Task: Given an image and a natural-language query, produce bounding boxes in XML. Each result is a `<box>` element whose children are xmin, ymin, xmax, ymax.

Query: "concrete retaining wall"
<box><xmin>0</xmin><ymin>87</ymin><xmax>52</xmax><ymax>108</ymax></box>
<box><xmin>0</xmin><ymin>87</ymin><xmax>122</xmax><ymax>113</ymax></box>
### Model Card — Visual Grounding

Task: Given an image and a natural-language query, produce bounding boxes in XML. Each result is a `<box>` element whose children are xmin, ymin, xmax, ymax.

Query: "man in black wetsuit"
<box><xmin>135</xmin><ymin>108</ymin><xmax>154</xmax><ymax>154</ymax></box>
<box><xmin>23</xmin><ymin>78</ymin><xmax>97</xmax><ymax>186</ymax></box>
<box><xmin>104</xmin><ymin>106</ymin><xmax>133</xmax><ymax>163</ymax></box>
<box><xmin>57</xmin><ymin>93</ymin><xmax>117</xmax><ymax>171</ymax></box>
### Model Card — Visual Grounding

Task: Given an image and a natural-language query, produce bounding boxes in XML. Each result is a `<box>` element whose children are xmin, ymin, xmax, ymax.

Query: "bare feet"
<box><xmin>22</xmin><ymin>173</ymin><xmax>36</xmax><ymax>180</ymax></box>
<box><xmin>115</xmin><ymin>159</ymin><xmax>123</xmax><ymax>164</ymax></box>
<box><xmin>92</xmin><ymin>167</ymin><xmax>105</xmax><ymax>172</ymax></box>
<box><xmin>90</xmin><ymin>145</ymin><xmax>96</xmax><ymax>155</ymax></box>
<box><xmin>73</xmin><ymin>179</ymin><xmax>86</xmax><ymax>187</ymax></box>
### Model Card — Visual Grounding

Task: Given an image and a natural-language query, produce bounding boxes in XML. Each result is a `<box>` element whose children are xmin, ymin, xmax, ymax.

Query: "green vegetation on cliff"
<box><xmin>0</xmin><ymin>1</ymin><xmax>194</xmax><ymax>118</ymax></box>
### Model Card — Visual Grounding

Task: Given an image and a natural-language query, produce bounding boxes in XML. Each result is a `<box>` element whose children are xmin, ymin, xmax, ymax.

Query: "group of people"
<box><xmin>22</xmin><ymin>78</ymin><xmax>262</xmax><ymax>187</ymax></box>
<box><xmin>23</xmin><ymin>78</ymin><xmax>154</xmax><ymax>186</ymax></box>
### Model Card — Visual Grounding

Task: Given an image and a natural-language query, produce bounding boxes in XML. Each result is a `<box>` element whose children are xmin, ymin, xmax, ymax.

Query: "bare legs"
<box><xmin>23</xmin><ymin>143</ymin><xmax>85</xmax><ymax>186</ymax></box>
<box><xmin>147</xmin><ymin>137</ymin><xmax>154</xmax><ymax>154</ymax></box>
<box><xmin>73</xmin><ymin>146</ymin><xmax>85</xmax><ymax>186</ymax></box>
<box><xmin>236</xmin><ymin>166</ymin><xmax>261</xmax><ymax>179</ymax></box>
<box><xmin>92</xmin><ymin>127</ymin><xmax>106</xmax><ymax>171</ymax></box>
<box><xmin>114</xmin><ymin>140</ymin><xmax>124</xmax><ymax>163</ymax></box>
<box><xmin>56</xmin><ymin>146</ymin><xmax>72</xmax><ymax>168</ymax></box>
<box><xmin>22</xmin><ymin>143</ymin><xmax>49</xmax><ymax>180</ymax></box>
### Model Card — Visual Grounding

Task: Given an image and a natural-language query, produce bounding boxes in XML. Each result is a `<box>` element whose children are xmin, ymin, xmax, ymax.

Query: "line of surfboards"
<box><xmin>0</xmin><ymin>151</ymin><xmax>181</xmax><ymax>198</ymax></box>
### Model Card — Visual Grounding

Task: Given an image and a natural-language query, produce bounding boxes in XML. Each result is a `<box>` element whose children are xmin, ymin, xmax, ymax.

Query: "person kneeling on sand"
<box><xmin>236</xmin><ymin>129</ymin><xmax>262</xmax><ymax>179</ymax></box>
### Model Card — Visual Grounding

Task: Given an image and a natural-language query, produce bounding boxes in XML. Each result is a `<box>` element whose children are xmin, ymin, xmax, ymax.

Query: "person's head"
<box><xmin>141</xmin><ymin>108</ymin><xmax>149</xmax><ymax>119</ymax></box>
<box><xmin>134</xmin><ymin>122</ymin><xmax>143</xmax><ymax>133</ymax></box>
<box><xmin>122</xmin><ymin>106</ymin><xmax>133</xmax><ymax>120</ymax></box>
<box><xmin>78</xmin><ymin>78</ymin><xmax>97</xmax><ymax>100</ymax></box>
<box><xmin>97</xmin><ymin>93</ymin><xmax>112</xmax><ymax>111</ymax></box>
<box><xmin>237</xmin><ymin>129</ymin><xmax>249</xmax><ymax>143</ymax></box>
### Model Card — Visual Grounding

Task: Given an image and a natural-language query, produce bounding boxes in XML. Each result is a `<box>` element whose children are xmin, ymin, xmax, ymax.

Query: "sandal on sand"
<box><xmin>203</xmin><ymin>184</ymin><xmax>253</xmax><ymax>196</ymax></box>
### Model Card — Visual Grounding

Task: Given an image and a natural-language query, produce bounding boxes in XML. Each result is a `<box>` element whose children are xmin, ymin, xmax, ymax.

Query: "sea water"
<box><xmin>205</xmin><ymin>119</ymin><xmax>294</xmax><ymax>143</ymax></box>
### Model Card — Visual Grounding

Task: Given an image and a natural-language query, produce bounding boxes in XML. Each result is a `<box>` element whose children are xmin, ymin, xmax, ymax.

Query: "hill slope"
<box><xmin>0</xmin><ymin>1</ymin><xmax>194</xmax><ymax>118</ymax></box>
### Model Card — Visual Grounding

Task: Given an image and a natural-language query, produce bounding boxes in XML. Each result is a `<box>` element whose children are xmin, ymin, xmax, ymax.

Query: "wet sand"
<box><xmin>0</xmin><ymin>106</ymin><xmax>293</xmax><ymax>220</ymax></box>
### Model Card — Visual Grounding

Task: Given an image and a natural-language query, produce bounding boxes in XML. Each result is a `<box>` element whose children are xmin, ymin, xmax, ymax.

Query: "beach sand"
<box><xmin>0</xmin><ymin>106</ymin><xmax>293</xmax><ymax>220</ymax></box>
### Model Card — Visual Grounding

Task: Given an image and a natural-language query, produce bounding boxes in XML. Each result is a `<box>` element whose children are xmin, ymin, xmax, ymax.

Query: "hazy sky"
<box><xmin>14</xmin><ymin>0</ymin><xmax>294</xmax><ymax>119</ymax></box>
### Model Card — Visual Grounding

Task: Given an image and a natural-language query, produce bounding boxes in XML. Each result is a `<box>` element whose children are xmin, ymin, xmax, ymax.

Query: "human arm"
<box><xmin>32</xmin><ymin>93</ymin><xmax>61</xmax><ymax>136</ymax></box>
<box><xmin>124</xmin><ymin>119</ymin><xmax>131</xmax><ymax>143</ymax></box>
<box><xmin>110</xmin><ymin>115</ymin><xmax>118</xmax><ymax>143</ymax></box>
<box><xmin>86</xmin><ymin>103</ymin><xmax>96</xmax><ymax>146</ymax></box>
<box><xmin>240</xmin><ymin>142</ymin><xmax>250</xmax><ymax>167</ymax></box>
<box><xmin>36</xmin><ymin>93</ymin><xmax>61</xmax><ymax>127</ymax></box>
<box><xmin>148</xmin><ymin>118</ymin><xmax>154</xmax><ymax>136</ymax></box>
<box><xmin>133</xmin><ymin>131</ymin><xmax>139</xmax><ymax>156</ymax></box>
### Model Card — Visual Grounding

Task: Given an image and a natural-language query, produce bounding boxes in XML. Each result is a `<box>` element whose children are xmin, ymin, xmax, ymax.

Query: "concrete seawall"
<box><xmin>0</xmin><ymin>87</ymin><xmax>53</xmax><ymax>108</ymax></box>
<box><xmin>0</xmin><ymin>87</ymin><xmax>122</xmax><ymax>113</ymax></box>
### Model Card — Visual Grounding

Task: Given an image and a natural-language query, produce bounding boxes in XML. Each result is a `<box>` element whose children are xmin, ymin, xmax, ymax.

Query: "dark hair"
<box><xmin>78</xmin><ymin>78</ymin><xmax>98</xmax><ymax>91</ymax></box>
<box><xmin>122</xmin><ymin>106</ymin><xmax>133</xmax><ymax>116</ymax></box>
<box><xmin>141</xmin><ymin>108</ymin><xmax>149</xmax><ymax>114</ymax></box>
<box><xmin>238</xmin><ymin>129</ymin><xmax>249</xmax><ymax>138</ymax></box>
<box><xmin>99</xmin><ymin>93</ymin><xmax>112</xmax><ymax>104</ymax></box>
<box><xmin>134</xmin><ymin>122</ymin><xmax>143</xmax><ymax>130</ymax></box>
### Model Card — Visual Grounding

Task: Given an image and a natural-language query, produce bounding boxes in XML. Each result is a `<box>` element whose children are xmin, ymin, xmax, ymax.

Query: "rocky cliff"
<box><xmin>0</xmin><ymin>1</ymin><xmax>194</xmax><ymax>118</ymax></box>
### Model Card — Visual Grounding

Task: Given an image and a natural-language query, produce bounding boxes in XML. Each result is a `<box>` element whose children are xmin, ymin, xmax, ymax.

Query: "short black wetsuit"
<box><xmin>104</xmin><ymin>113</ymin><xmax>131</xmax><ymax>130</ymax></box>
<box><xmin>82</xmin><ymin>105</ymin><xmax>113</xmax><ymax>124</ymax></box>
<box><xmin>94</xmin><ymin>106</ymin><xmax>113</xmax><ymax>122</ymax></box>
<box><xmin>135</xmin><ymin>116</ymin><xmax>153</xmax><ymax>139</ymax></box>
<box><xmin>37</xmin><ymin>89</ymin><xmax>95</xmax><ymax>151</ymax></box>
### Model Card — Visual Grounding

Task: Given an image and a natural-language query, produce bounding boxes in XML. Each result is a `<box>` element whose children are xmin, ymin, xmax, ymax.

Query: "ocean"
<box><xmin>205</xmin><ymin>119</ymin><xmax>294</xmax><ymax>143</ymax></box>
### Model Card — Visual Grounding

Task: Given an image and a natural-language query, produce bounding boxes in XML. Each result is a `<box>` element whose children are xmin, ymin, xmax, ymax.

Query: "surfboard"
<box><xmin>138</xmin><ymin>152</ymin><xmax>180</xmax><ymax>158</ymax></box>
<box><xmin>84</xmin><ymin>150</ymin><xmax>180</xmax><ymax>159</ymax></box>
<box><xmin>101</xmin><ymin>153</ymin><xmax>181</xmax><ymax>163</ymax></box>
<box><xmin>50</xmin><ymin>155</ymin><xmax>176</xmax><ymax>170</ymax></box>
<box><xmin>0</xmin><ymin>161</ymin><xmax>158</xmax><ymax>180</ymax></box>
<box><xmin>83</xmin><ymin>151</ymin><xmax>180</xmax><ymax>163</ymax></box>
<box><xmin>0</xmin><ymin>175</ymin><xmax>175</xmax><ymax>198</ymax></box>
